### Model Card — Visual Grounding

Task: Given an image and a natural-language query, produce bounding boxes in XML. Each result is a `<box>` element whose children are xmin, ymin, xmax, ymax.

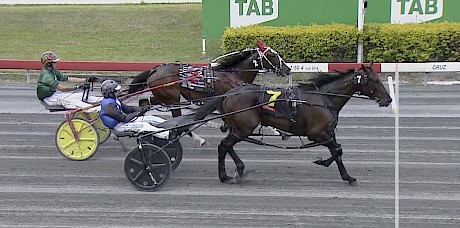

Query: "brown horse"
<box><xmin>193</xmin><ymin>64</ymin><xmax>392</xmax><ymax>186</ymax></box>
<box><xmin>128</xmin><ymin>40</ymin><xmax>291</xmax><ymax>145</ymax></box>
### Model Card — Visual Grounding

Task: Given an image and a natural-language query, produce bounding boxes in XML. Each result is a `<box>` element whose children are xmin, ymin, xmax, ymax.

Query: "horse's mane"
<box><xmin>298</xmin><ymin>69</ymin><xmax>355</xmax><ymax>88</ymax></box>
<box><xmin>211</xmin><ymin>48</ymin><xmax>256</xmax><ymax>70</ymax></box>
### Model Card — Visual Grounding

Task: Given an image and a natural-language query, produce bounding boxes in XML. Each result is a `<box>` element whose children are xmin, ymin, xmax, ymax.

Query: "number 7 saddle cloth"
<box><xmin>258</xmin><ymin>85</ymin><xmax>298</xmax><ymax>119</ymax></box>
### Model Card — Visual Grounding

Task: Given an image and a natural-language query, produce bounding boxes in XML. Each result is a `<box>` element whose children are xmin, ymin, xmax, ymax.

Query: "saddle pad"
<box><xmin>258</xmin><ymin>86</ymin><xmax>297</xmax><ymax>119</ymax></box>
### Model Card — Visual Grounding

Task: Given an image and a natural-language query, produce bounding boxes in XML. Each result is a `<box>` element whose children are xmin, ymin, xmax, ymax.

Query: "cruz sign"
<box><xmin>202</xmin><ymin>0</ymin><xmax>457</xmax><ymax>40</ymax></box>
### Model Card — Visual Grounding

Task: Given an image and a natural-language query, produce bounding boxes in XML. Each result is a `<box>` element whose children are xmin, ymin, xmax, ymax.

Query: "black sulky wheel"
<box><xmin>151</xmin><ymin>137</ymin><xmax>183</xmax><ymax>170</ymax></box>
<box><xmin>124</xmin><ymin>144</ymin><xmax>171</xmax><ymax>191</ymax></box>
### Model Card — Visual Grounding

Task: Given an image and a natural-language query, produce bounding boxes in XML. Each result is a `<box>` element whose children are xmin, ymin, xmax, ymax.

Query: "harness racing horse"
<box><xmin>128</xmin><ymin>40</ymin><xmax>291</xmax><ymax>145</ymax></box>
<box><xmin>193</xmin><ymin>64</ymin><xmax>392</xmax><ymax>186</ymax></box>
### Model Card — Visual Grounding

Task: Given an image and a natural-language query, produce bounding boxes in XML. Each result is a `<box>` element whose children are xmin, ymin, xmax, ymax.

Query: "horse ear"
<box><xmin>257</xmin><ymin>39</ymin><xmax>267</xmax><ymax>52</ymax></box>
<box><xmin>369</xmin><ymin>60</ymin><xmax>373</xmax><ymax>69</ymax></box>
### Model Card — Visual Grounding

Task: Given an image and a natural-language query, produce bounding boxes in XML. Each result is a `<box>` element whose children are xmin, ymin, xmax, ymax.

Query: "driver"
<box><xmin>99</xmin><ymin>79</ymin><xmax>174</xmax><ymax>140</ymax></box>
<box><xmin>36</xmin><ymin>51</ymin><xmax>100</xmax><ymax>110</ymax></box>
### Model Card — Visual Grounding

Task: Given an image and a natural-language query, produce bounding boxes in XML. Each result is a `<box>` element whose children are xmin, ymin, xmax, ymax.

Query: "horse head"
<box><xmin>256</xmin><ymin>40</ymin><xmax>291</xmax><ymax>76</ymax></box>
<box><xmin>354</xmin><ymin>63</ymin><xmax>392</xmax><ymax>107</ymax></box>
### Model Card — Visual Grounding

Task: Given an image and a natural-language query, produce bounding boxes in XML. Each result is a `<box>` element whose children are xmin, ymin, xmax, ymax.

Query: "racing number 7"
<box><xmin>266</xmin><ymin>90</ymin><xmax>282</xmax><ymax>107</ymax></box>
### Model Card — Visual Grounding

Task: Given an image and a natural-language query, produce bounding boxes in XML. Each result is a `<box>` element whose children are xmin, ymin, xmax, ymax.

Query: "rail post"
<box><xmin>26</xmin><ymin>69</ymin><xmax>31</xmax><ymax>84</ymax></box>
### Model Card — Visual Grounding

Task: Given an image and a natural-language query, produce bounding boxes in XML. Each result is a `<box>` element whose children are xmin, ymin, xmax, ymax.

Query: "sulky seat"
<box><xmin>110</xmin><ymin>129</ymin><xmax>137</xmax><ymax>138</ymax></box>
<box><xmin>40</xmin><ymin>101</ymin><xmax>67</xmax><ymax>112</ymax></box>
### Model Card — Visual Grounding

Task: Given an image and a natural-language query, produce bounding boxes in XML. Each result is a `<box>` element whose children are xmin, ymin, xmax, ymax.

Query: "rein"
<box><xmin>120</xmin><ymin>73</ymin><xmax>203</xmax><ymax>102</ymax></box>
<box><xmin>302</xmin><ymin>90</ymin><xmax>372</xmax><ymax>101</ymax></box>
<box><xmin>150</xmin><ymin>87</ymin><xmax>372</xmax><ymax>111</ymax></box>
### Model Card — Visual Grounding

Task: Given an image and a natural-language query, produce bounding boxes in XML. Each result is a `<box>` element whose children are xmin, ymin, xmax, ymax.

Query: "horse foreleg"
<box><xmin>323</xmin><ymin>141</ymin><xmax>357</xmax><ymax>186</ymax></box>
<box><xmin>313</xmin><ymin>156</ymin><xmax>336</xmax><ymax>167</ymax></box>
<box><xmin>313</xmin><ymin>139</ymin><xmax>338</xmax><ymax>167</ymax></box>
<box><xmin>335</xmin><ymin>156</ymin><xmax>358</xmax><ymax>186</ymax></box>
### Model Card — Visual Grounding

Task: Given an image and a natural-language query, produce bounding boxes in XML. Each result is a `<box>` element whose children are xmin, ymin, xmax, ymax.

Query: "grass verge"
<box><xmin>0</xmin><ymin>3</ymin><xmax>222</xmax><ymax>62</ymax></box>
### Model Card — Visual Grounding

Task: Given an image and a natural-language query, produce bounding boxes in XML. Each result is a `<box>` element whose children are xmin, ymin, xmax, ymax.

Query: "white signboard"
<box><xmin>391</xmin><ymin>0</ymin><xmax>443</xmax><ymax>23</ymax></box>
<box><xmin>230</xmin><ymin>0</ymin><xmax>278</xmax><ymax>27</ymax></box>
<box><xmin>381</xmin><ymin>62</ymin><xmax>460</xmax><ymax>72</ymax></box>
<box><xmin>286</xmin><ymin>63</ymin><xmax>328</xmax><ymax>73</ymax></box>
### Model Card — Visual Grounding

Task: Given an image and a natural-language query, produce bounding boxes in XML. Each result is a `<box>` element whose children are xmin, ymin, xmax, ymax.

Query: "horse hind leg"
<box><xmin>227</xmin><ymin>145</ymin><xmax>245</xmax><ymax>183</ymax></box>
<box><xmin>171</xmin><ymin>106</ymin><xmax>206</xmax><ymax>145</ymax></box>
<box><xmin>217</xmin><ymin>132</ymin><xmax>244</xmax><ymax>183</ymax></box>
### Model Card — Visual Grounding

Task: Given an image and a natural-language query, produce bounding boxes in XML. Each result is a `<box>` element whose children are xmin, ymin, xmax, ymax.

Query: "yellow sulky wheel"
<box><xmin>73</xmin><ymin>112</ymin><xmax>111</xmax><ymax>144</ymax></box>
<box><xmin>55</xmin><ymin>118</ymin><xmax>100</xmax><ymax>161</ymax></box>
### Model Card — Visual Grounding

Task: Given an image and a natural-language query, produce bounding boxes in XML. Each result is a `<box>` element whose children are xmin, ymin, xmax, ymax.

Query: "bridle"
<box><xmin>350</xmin><ymin>68</ymin><xmax>379</xmax><ymax>101</ymax></box>
<box><xmin>256</xmin><ymin>47</ymin><xmax>286</xmax><ymax>76</ymax></box>
<box><xmin>211</xmin><ymin>48</ymin><xmax>286</xmax><ymax>75</ymax></box>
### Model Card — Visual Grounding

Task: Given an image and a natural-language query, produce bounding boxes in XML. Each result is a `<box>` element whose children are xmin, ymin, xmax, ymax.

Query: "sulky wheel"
<box><xmin>151</xmin><ymin>137</ymin><xmax>183</xmax><ymax>170</ymax></box>
<box><xmin>124</xmin><ymin>144</ymin><xmax>172</xmax><ymax>191</ymax></box>
<box><xmin>91</xmin><ymin>118</ymin><xmax>110</xmax><ymax>144</ymax></box>
<box><xmin>73</xmin><ymin>112</ymin><xmax>111</xmax><ymax>144</ymax></box>
<box><xmin>55</xmin><ymin>118</ymin><xmax>100</xmax><ymax>161</ymax></box>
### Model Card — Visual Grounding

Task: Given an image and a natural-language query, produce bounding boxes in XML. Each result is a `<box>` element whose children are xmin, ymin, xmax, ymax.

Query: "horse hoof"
<box><xmin>220</xmin><ymin>175</ymin><xmax>233</xmax><ymax>183</ymax></box>
<box><xmin>313</xmin><ymin>158</ymin><xmax>323</xmax><ymax>166</ymax></box>
<box><xmin>234</xmin><ymin>170</ymin><xmax>242</xmax><ymax>184</ymax></box>
<box><xmin>349</xmin><ymin>180</ymin><xmax>359</xmax><ymax>186</ymax></box>
<box><xmin>220</xmin><ymin>125</ymin><xmax>228</xmax><ymax>132</ymax></box>
<box><xmin>199</xmin><ymin>139</ymin><xmax>207</xmax><ymax>146</ymax></box>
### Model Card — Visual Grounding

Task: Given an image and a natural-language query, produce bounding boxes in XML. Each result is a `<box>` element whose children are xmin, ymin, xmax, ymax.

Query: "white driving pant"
<box><xmin>43</xmin><ymin>91</ymin><xmax>102</xmax><ymax>112</ymax></box>
<box><xmin>114</xmin><ymin>115</ymin><xmax>169</xmax><ymax>139</ymax></box>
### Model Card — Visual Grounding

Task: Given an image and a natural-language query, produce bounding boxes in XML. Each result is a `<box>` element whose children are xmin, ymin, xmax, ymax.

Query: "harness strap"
<box><xmin>243</xmin><ymin>136</ymin><xmax>334</xmax><ymax>150</ymax></box>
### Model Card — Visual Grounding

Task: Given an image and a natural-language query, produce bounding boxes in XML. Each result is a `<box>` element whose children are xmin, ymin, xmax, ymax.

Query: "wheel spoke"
<box><xmin>128</xmin><ymin>157</ymin><xmax>144</xmax><ymax>167</ymax></box>
<box><xmin>151</xmin><ymin>163</ymin><xmax>166</xmax><ymax>169</ymax></box>
<box><xmin>132</xmin><ymin>169</ymin><xmax>145</xmax><ymax>182</ymax></box>
<box><xmin>79</xmin><ymin>137</ymin><xmax>97</xmax><ymax>142</ymax></box>
<box><xmin>143</xmin><ymin>149</ymin><xmax>163</xmax><ymax>161</ymax></box>
<box><xmin>59</xmin><ymin>139</ymin><xmax>76</xmax><ymax>149</ymax></box>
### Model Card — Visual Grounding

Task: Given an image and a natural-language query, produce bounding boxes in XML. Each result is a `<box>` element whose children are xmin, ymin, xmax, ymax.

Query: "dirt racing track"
<box><xmin>0</xmin><ymin>85</ymin><xmax>459</xmax><ymax>227</ymax></box>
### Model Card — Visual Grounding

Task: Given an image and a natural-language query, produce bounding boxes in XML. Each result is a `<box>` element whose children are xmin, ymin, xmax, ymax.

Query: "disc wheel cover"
<box><xmin>55</xmin><ymin>118</ymin><xmax>100</xmax><ymax>161</ymax></box>
<box><xmin>152</xmin><ymin>137</ymin><xmax>183</xmax><ymax>170</ymax></box>
<box><xmin>73</xmin><ymin>112</ymin><xmax>111</xmax><ymax>144</ymax></box>
<box><xmin>124</xmin><ymin>144</ymin><xmax>171</xmax><ymax>191</ymax></box>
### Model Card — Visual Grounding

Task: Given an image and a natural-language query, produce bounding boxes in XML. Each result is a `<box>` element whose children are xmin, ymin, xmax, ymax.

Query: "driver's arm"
<box><xmin>56</xmin><ymin>76</ymin><xmax>86</xmax><ymax>91</ymax></box>
<box><xmin>66</xmin><ymin>77</ymin><xmax>86</xmax><ymax>83</ymax></box>
<box><xmin>104</xmin><ymin>103</ymin><xmax>140</xmax><ymax>123</ymax></box>
<box><xmin>56</xmin><ymin>83</ymin><xmax>79</xmax><ymax>92</ymax></box>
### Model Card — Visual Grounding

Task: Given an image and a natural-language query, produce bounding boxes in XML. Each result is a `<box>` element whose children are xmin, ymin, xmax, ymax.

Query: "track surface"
<box><xmin>0</xmin><ymin>85</ymin><xmax>459</xmax><ymax>227</ymax></box>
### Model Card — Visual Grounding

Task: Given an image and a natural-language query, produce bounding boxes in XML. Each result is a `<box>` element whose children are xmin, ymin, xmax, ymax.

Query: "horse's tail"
<box><xmin>193</xmin><ymin>96</ymin><xmax>225</xmax><ymax>121</ymax></box>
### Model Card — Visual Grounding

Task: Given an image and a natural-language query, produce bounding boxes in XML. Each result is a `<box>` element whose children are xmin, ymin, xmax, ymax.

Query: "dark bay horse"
<box><xmin>193</xmin><ymin>64</ymin><xmax>392</xmax><ymax>186</ymax></box>
<box><xmin>128</xmin><ymin>40</ymin><xmax>291</xmax><ymax>145</ymax></box>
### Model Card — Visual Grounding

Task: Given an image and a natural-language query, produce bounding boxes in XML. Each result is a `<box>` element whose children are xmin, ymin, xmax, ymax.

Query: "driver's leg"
<box><xmin>138</xmin><ymin>115</ymin><xmax>166</xmax><ymax>126</ymax></box>
<box><xmin>115</xmin><ymin>121</ymin><xmax>169</xmax><ymax>140</ymax></box>
<box><xmin>58</xmin><ymin>92</ymin><xmax>100</xmax><ymax>112</ymax></box>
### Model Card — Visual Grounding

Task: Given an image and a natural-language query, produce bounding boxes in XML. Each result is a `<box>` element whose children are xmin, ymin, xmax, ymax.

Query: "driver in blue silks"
<box><xmin>99</xmin><ymin>79</ymin><xmax>173</xmax><ymax>140</ymax></box>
